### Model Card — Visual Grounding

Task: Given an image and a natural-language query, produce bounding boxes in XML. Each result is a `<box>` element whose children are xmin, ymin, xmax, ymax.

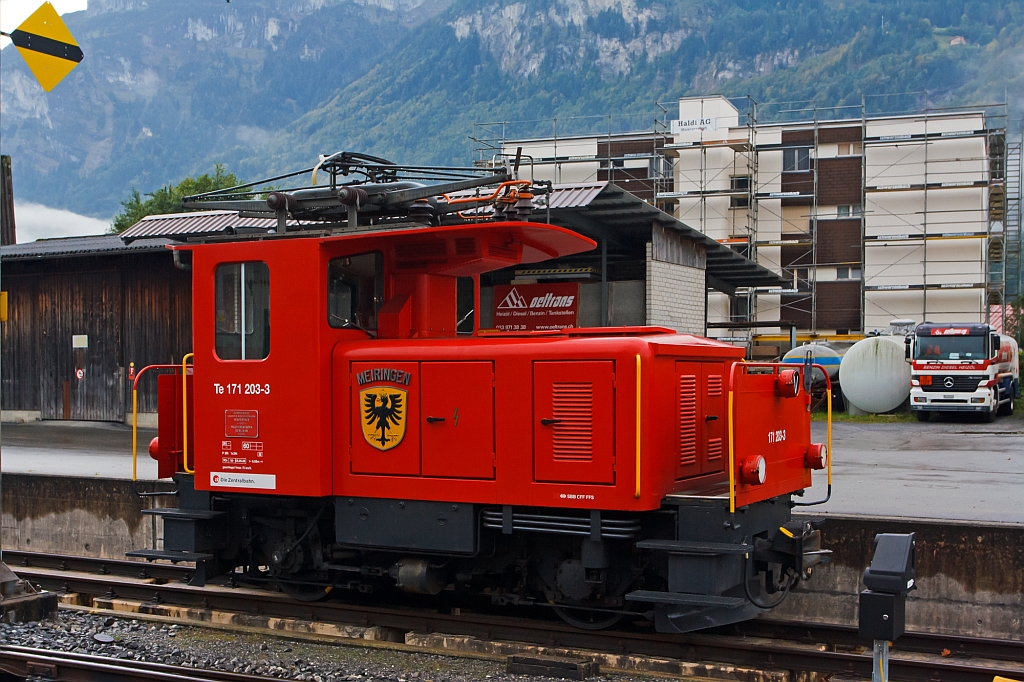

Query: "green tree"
<box><xmin>111</xmin><ymin>165</ymin><xmax>239</xmax><ymax>233</ymax></box>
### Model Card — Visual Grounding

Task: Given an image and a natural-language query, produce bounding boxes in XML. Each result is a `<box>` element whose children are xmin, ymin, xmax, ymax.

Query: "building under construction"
<box><xmin>481</xmin><ymin>95</ymin><xmax>1021</xmax><ymax>354</ymax></box>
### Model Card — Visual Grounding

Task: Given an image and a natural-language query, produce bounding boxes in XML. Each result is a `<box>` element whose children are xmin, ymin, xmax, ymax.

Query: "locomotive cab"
<box><xmin>134</xmin><ymin>160</ymin><xmax>831</xmax><ymax>633</ymax></box>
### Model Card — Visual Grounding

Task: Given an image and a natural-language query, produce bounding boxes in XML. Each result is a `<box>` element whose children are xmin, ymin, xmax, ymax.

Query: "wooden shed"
<box><xmin>1</xmin><ymin>235</ymin><xmax>191</xmax><ymax>423</ymax></box>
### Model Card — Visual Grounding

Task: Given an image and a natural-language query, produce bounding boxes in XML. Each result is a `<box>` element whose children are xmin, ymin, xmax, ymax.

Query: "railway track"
<box><xmin>4</xmin><ymin>550</ymin><xmax>1023</xmax><ymax>682</ymax></box>
<box><xmin>0</xmin><ymin>645</ymin><xmax>279</xmax><ymax>682</ymax></box>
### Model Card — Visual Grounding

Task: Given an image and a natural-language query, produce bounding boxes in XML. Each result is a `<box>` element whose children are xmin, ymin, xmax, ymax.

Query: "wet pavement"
<box><xmin>2</xmin><ymin>415</ymin><xmax>1022</xmax><ymax>523</ymax></box>
<box><xmin>806</xmin><ymin>412</ymin><xmax>1024</xmax><ymax>524</ymax></box>
<box><xmin>1</xmin><ymin>421</ymin><xmax>158</xmax><ymax>479</ymax></box>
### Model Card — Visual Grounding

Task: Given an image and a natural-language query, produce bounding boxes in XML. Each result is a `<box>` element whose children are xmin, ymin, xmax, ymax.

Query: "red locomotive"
<box><xmin>126</xmin><ymin>153</ymin><xmax>831</xmax><ymax>633</ymax></box>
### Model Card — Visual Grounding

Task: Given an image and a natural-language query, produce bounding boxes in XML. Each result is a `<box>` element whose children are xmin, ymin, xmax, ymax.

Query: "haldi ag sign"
<box><xmin>492</xmin><ymin>283</ymin><xmax>579</xmax><ymax>331</ymax></box>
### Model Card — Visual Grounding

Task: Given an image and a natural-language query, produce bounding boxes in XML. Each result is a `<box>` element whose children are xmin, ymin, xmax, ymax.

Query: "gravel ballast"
<box><xmin>0</xmin><ymin>611</ymin><xmax>631</xmax><ymax>681</ymax></box>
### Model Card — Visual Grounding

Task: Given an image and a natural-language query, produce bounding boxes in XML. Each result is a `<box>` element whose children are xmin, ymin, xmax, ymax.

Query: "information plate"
<box><xmin>224</xmin><ymin>410</ymin><xmax>259</xmax><ymax>437</ymax></box>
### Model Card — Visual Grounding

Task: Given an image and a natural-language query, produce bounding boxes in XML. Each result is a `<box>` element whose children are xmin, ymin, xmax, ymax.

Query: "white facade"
<box><xmin>668</xmin><ymin>96</ymin><xmax>996</xmax><ymax>339</ymax></box>
<box><xmin>498</xmin><ymin>96</ymin><xmax>1003</xmax><ymax>342</ymax></box>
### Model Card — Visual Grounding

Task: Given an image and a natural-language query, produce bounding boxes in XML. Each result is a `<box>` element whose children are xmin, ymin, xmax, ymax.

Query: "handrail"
<box><xmin>130</xmin><ymin>363</ymin><xmax>184</xmax><ymax>482</ymax></box>
<box><xmin>727</xmin><ymin>378</ymin><xmax>736</xmax><ymax>513</ymax></box>
<box><xmin>182</xmin><ymin>353</ymin><xmax>195</xmax><ymax>474</ymax></box>
<box><xmin>443</xmin><ymin>180</ymin><xmax>531</xmax><ymax>206</ymax></box>
<box><xmin>634</xmin><ymin>354</ymin><xmax>641</xmax><ymax>499</ymax></box>
<box><xmin>727</xmin><ymin>362</ymin><xmax>833</xmax><ymax>514</ymax></box>
<box><xmin>794</xmin><ymin>364</ymin><xmax>833</xmax><ymax>507</ymax></box>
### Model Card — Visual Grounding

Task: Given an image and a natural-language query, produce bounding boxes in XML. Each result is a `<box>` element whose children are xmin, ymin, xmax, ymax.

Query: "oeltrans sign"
<box><xmin>492</xmin><ymin>283</ymin><xmax>579</xmax><ymax>331</ymax></box>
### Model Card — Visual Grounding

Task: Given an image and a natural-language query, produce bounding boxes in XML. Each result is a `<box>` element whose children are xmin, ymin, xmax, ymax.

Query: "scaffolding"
<box><xmin>660</xmin><ymin>95</ymin><xmax>1011</xmax><ymax>339</ymax></box>
<box><xmin>471</xmin><ymin>95</ymin><xmax>1019</xmax><ymax>340</ymax></box>
<box><xmin>469</xmin><ymin>108</ymin><xmax>673</xmax><ymax>207</ymax></box>
<box><xmin>1005</xmin><ymin>125</ymin><xmax>1023</xmax><ymax>305</ymax></box>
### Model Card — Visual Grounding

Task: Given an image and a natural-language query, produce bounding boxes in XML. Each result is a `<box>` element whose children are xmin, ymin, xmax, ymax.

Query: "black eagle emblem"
<box><xmin>363</xmin><ymin>392</ymin><xmax>404</xmax><ymax>446</ymax></box>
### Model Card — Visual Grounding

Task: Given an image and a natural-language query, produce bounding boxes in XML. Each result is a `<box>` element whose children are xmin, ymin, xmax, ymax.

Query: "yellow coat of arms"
<box><xmin>360</xmin><ymin>387</ymin><xmax>407</xmax><ymax>451</ymax></box>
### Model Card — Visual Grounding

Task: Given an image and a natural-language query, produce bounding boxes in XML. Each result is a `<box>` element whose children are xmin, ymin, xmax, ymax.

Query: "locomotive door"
<box><xmin>533</xmin><ymin>360</ymin><xmax>615</xmax><ymax>484</ymax></box>
<box><xmin>675</xmin><ymin>361</ymin><xmax>726</xmax><ymax>479</ymax></box>
<box><xmin>702</xmin><ymin>363</ymin><xmax>726</xmax><ymax>474</ymax></box>
<box><xmin>421</xmin><ymin>361</ymin><xmax>495</xmax><ymax>479</ymax></box>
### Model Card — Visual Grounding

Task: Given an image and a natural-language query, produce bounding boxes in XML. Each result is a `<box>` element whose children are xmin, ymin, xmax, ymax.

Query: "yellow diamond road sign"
<box><xmin>6</xmin><ymin>2</ymin><xmax>83</xmax><ymax>92</ymax></box>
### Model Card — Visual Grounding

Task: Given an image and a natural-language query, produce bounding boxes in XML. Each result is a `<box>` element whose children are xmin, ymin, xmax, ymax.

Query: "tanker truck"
<box><xmin>907</xmin><ymin>323</ymin><xmax>1019</xmax><ymax>422</ymax></box>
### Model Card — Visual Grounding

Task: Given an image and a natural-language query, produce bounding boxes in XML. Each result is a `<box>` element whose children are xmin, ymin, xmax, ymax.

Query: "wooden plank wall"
<box><xmin>1</xmin><ymin>252</ymin><xmax>192</xmax><ymax>420</ymax></box>
<box><xmin>38</xmin><ymin>268</ymin><xmax>122</xmax><ymax>420</ymax></box>
<box><xmin>122</xmin><ymin>254</ymin><xmax>193</xmax><ymax>414</ymax></box>
<box><xmin>0</xmin><ymin>273</ymin><xmax>41</xmax><ymax>411</ymax></box>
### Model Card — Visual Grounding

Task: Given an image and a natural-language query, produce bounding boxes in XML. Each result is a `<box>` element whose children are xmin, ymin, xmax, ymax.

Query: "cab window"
<box><xmin>215</xmin><ymin>261</ymin><xmax>270</xmax><ymax>360</ymax></box>
<box><xmin>328</xmin><ymin>252</ymin><xmax>383</xmax><ymax>330</ymax></box>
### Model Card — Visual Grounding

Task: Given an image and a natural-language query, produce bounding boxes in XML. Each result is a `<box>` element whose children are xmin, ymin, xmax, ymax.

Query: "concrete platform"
<box><xmin>3</xmin><ymin>415</ymin><xmax>1024</xmax><ymax>523</ymax></box>
<box><xmin>1</xmin><ymin>421</ymin><xmax>159</xmax><ymax>479</ymax></box>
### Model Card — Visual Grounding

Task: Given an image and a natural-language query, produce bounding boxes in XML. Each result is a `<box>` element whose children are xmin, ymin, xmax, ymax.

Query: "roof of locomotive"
<box><xmin>117</xmin><ymin>153</ymin><xmax>786</xmax><ymax>289</ymax></box>
<box><xmin>172</xmin><ymin>219</ymin><xmax>598</xmax><ymax>276</ymax></box>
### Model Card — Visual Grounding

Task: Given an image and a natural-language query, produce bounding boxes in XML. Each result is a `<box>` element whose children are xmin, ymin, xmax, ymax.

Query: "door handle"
<box><xmin>540</xmin><ymin>418</ymin><xmax>562</xmax><ymax>425</ymax></box>
<box><xmin>426</xmin><ymin>416</ymin><xmax>446</xmax><ymax>423</ymax></box>
<box><xmin>705</xmin><ymin>415</ymin><xmax>719</xmax><ymax>421</ymax></box>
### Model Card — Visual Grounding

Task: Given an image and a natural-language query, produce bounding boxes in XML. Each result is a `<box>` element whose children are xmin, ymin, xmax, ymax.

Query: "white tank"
<box><xmin>839</xmin><ymin>336</ymin><xmax>912</xmax><ymax>413</ymax></box>
<box><xmin>783</xmin><ymin>344</ymin><xmax>842</xmax><ymax>382</ymax></box>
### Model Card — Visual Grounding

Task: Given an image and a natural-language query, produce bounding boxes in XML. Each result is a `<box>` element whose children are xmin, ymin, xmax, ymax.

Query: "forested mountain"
<box><xmin>1</xmin><ymin>0</ymin><xmax>1021</xmax><ymax>219</ymax></box>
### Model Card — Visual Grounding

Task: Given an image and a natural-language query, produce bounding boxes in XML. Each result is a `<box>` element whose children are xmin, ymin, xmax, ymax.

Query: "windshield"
<box><xmin>915</xmin><ymin>336</ymin><xmax>986</xmax><ymax>360</ymax></box>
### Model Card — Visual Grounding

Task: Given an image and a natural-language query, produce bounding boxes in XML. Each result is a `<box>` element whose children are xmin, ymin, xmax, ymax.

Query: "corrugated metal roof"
<box><xmin>544</xmin><ymin>183</ymin><xmax>608</xmax><ymax>209</ymax></box>
<box><xmin>119</xmin><ymin>210</ymin><xmax>278</xmax><ymax>241</ymax></box>
<box><xmin>540</xmin><ymin>183</ymin><xmax>787</xmax><ymax>290</ymax></box>
<box><xmin>1</xmin><ymin>234</ymin><xmax>174</xmax><ymax>261</ymax></box>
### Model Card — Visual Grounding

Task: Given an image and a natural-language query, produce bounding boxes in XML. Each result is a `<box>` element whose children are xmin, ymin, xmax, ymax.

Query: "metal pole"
<box><xmin>600</xmin><ymin>240</ymin><xmax>609</xmax><ymax>326</ymax></box>
<box><xmin>240</xmin><ymin>263</ymin><xmax>247</xmax><ymax>360</ymax></box>
<box><xmin>872</xmin><ymin>639</ymin><xmax>889</xmax><ymax>682</ymax></box>
<box><xmin>790</xmin><ymin>324</ymin><xmax>797</xmax><ymax>354</ymax></box>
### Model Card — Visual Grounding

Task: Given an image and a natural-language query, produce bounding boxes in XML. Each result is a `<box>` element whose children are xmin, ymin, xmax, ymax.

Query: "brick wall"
<box><xmin>645</xmin><ymin>242</ymin><xmax>706</xmax><ymax>335</ymax></box>
<box><xmin>816</xmin><ymin>281</ymin><xmax>861</xmax><ymax>330</ymax></box>
<box><xmin>817</xmin><ymin>157</ymin><xmax>862</xmax><ymax>205</ymax></box>
<box><xmin>816</xmin><ymin>219</ymin><xmax>862</xmax><ymax>264</ymax></box>
<box><xmin>780</xmin><ymin>293</ymin><xmax>812</xmax><ymax>327</ymax></box>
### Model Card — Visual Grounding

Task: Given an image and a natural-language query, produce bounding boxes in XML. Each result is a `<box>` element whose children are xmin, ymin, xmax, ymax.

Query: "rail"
<box><xmin>0</xmin><ymin>645</ymin><xmax>278</xmax><ymax>682</ymax></box>
<box><xmin>6</xmin><ymin>552</ymin><xmax>1022</xmax><ymax>682</ymax></box>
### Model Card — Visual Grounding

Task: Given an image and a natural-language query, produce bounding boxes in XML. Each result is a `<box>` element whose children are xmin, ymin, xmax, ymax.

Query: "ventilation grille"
<box><xmin>921</xmin><ymin>375</ymin><xmax>984</xmax><ymax>392</ymax></box>
<box><xmin>707</xmin><ymin>374</ymin><xmax>723</xmax><ymax>397</ymax></box>
<box><xmin>551</xmin><ymin>382</ymin><xmax>593</xmax><ymax>462</ymax></box>
<box><xmin>707</xmin><ymin>437</ymin><xmax>723</xmax><ymax>461</ymax></box>
<box><xmin>679</xmin><ymin>374</ymin><xmax>697</xmax><ymax>466</ymax></box>
<box><xmin>396</xmin><ymin>241</ymin><xmax>447</xmax><ymax>258</ymax></box>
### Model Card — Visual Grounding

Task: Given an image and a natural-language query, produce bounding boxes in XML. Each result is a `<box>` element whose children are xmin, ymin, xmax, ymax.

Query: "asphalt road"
<box><xmin>2</xmin><ymin>416</ymin><xmax>1022</xmax><ymax>523</ymax></box>
<box><xmin>805</xmin><ymin>412</ymin><xmax>1024</xmax><ymax>524</ymax></box>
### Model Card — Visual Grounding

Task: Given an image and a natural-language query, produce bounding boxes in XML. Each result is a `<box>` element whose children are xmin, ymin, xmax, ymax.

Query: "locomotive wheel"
<box><xmin>551</xmin><ymin>604</ymin><xmax>627</xmax><ymax>630</ymax></box>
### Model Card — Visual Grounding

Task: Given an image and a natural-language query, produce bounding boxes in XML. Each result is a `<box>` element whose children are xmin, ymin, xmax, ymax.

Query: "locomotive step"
<box><xmin>140</xmin><ymin>508</ymin><xmax>226</xmax><ymax>521</ymax></box>
<box><xmin>125</xmin><ymin>549</ymin><xmax>215</xmax><ymax>563</ymax></box>
<box><xmin>624</xmin><ymin>590</ymin><xmax>747</xmax><ymax>608</ymax></box>
<box><xmin>635</xmin><ymin>539</ymin><xmax>753</xmax><ymax>555</ymax></box>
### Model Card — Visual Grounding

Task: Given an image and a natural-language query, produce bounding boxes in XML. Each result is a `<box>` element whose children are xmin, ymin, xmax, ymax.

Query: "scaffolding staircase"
<box><xmin>1005</xmin><ymin>139</ymin><xmax>1022</xmax><ymax>302</ymax></box>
